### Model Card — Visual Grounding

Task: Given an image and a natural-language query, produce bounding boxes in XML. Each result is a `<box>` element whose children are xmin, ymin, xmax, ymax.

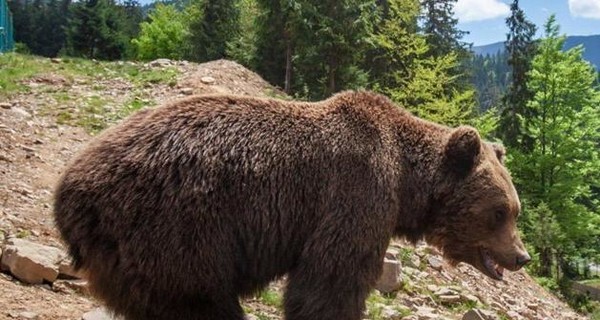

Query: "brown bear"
<box><xmin>54</xmin><ymin>91</ymin><xmax>530</xmax><ymax>320</ymax></box>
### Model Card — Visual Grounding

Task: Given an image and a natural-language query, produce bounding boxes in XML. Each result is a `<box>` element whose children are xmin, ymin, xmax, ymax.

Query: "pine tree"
<box><xmin>368</xmin><ymin>0</ymin><xmax>475</xmax><ymax>127</ymax></box>
<box><xmin>253</xmin><ymin>0</ymin><xmax>297</xmax><ymax>92</ymax></box>
<box><xmin>291</xmin><ymin>0</ymin><xmax>375</xmax><ymax>99</ymax></box>
<box><xmin>66</xmin><ymin>0</ymin><xmax>127</xmax><ymax>60</ymax></box>
<box><xmin>226</xmin><ymin>0</ymin><xmax>259</xmax><ymax>68</ymax></box>
<box><xmin>509</xmin><ymin>16</ymin><xmax>600</xmax><ymax>277</ymax></box>
<box><xmin>420</xmin><ymin>0</ymin><xmax>468</xmax><ymax>58</ymax></box>
<box><xmin>187</xmin><ymin>0</ymin><xmax>240</xmax><ymax>62</ymax></box>
<box><xmin>499</xmin><ymin>0</ymin><xmax>537</xmax><ymax>149</ymax></box>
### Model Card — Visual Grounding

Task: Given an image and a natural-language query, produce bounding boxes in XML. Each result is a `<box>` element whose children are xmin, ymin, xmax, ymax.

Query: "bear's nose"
<box><xmin>516</xmin><ymin>253</ymin><xmax>531</xmax><ymax>269</ymax></box>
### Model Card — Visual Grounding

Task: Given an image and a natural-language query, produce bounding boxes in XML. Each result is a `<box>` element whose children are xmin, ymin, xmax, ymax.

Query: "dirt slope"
<box><xmin>0</xmin><ymin>56</ymin><xmax>585</xmax><ymax>320</ymax></box>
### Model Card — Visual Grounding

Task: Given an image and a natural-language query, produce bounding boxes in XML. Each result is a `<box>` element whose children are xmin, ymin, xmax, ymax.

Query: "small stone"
<box><xmin>380</xmin><ymin>306</ymin><xmax>402</xmax><ymax>319</ymax></box>
<box><xmin>8</xmin><ymin>107</ymin><xmax>32</xmax><ymax>119</ymax></box>
<box><xmin>375</xmin><ymin>258</ymin><xmax>402</xmax><ymax>293</ymax></box>
<box><xmin>148</xmin><ymin>58</ymin><xmax>172</xmax><ymax>68</ymax></box>
<box><xmin>526</xmin><ymin>303</ymin><xmax>538</xmax><ymax>311</ymax></box>
<box><xmin>81</xmin><ymin>308</ymin><xmax>121</xmax><ymax>320</ymax></box>
<box><xmin>403</xmin><ymin>266</ymin><xmax>417</xmax><ymax>276</ymax></box>
<box><xmin>506</xmin><ymin>310</ymin><xmax>521</xmax><ymax>320</ymax></box>
<box><xmin>200</xmin><ymin>76</ymin><xmax>215</xmax><ymax>84</ymax></box>
<box><xmin>50</xmin><ymin>58</ymin><xmax>62</xmax><ymax>64</ymax></box>
<box><xmin>0</xmin><ymin>238</ymin><xmax>66</xmax><ymax>284</ymax></box>
<box><xmin>244</xmin><ymin>315</ymin><xmax>259</xmax><ymax>320</ymax></box>
<box><xmin>53</xmin><ymin>279</ymin><xmax>90</xmax><ymax>295</ymax></box>
<box><xmin>407</xmin><ymin>254</ymin><xmax>421</xmax><ymax>268</ymax></box>
<box><xmin>0</xmin><ymin>102</ymin><xmax>12</xmax><ymax>109</ymax></box>
<box><xmin>460</xmin><ymin>293</ymin><xmax>480</xmax><ymax>304</ymax></box>
<box><xmin>463</xmin><ymin>309</ymin><xmax>487</xmax><ymax>320</ymax></box>
<box><xmin>415</xmin><ymin>306</ymin><xmax>438</xmax><ymax>320</ymax></box>
<box><xmin>434</xmin><ymin>287</ymin><xmax>459</xmax><ymax>296</ymax></box>
<box><xmin>428</xmin><ymin>255</ymin><xmax>444</xmax><ymax>270</ymax></box>
<box><xmin>439</xmin><ymin>295</ymin><xmax>461</xmax><ymax>304</ymax></box>
<box><xmin>18</xmin><ymin>311</ymin><xmax>38</xmax><ymax>319</ymax></box>
<box><xmin>180</xmin><ymin>87</ymin><xmax>194</xmax><ymax>95</ymax></box>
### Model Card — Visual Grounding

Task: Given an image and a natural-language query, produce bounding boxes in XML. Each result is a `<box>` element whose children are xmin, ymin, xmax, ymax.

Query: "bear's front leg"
<box><xmin>283</xmin><ymin>229</ymin><xmax>388</xmax><ymax>320</ymax></box>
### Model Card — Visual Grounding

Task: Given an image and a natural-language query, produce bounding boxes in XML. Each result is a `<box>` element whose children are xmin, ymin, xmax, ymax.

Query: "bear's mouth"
<box><xmin>480</xmin><ymin>247</ymin><xmax>504</xmax><ymax>280</ymax></box>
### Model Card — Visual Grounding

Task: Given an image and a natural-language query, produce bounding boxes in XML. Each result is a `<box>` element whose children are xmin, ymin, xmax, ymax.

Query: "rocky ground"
<box><xmin>0</xmin><ymin>54</ymin><xmax>587</xmax><ymax>320</ymax></box>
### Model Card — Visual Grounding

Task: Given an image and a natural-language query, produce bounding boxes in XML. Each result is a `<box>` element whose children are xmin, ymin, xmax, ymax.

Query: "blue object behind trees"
<box><xmin>0</xmin><ymin>0</ymin><xmax>14</xmax><ymax>53</ymax></box>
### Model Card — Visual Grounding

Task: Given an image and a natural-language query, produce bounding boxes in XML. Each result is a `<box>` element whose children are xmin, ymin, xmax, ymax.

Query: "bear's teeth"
<box><xmin>495</xmin><ymin>265</ymin><xmax>504</xmax><ymax>277</ymax></box>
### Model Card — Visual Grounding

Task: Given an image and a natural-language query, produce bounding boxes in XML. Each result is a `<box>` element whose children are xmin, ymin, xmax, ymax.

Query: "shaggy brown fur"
<box><xmin>54</xmin><ymin>91</ymin><xmax>528</xmax><ymax>320</ymax></box>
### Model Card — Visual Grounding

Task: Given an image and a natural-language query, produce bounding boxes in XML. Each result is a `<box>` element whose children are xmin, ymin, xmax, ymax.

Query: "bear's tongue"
<box><xmin>482</xmin><ymin>248</ymin><xmax>504</xmax><ymax>280</ymax></box>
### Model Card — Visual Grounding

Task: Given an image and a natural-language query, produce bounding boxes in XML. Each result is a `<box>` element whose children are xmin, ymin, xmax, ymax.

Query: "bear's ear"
<box><xmin>490</xmin><ymin>142</ymin><xmax>506</xmax><ymax>164</ymax></box>
<box><xmin>445</xmin><ymin>126</ymin><xmax>481</xmax><ymax>174</ymax></box>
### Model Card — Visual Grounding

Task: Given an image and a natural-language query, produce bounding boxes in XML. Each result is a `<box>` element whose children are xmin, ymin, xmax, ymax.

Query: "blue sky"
<box><xmin>456</xmin><ymin>0</ymin><xmax>600</xmax><ymax>45</ymax></box>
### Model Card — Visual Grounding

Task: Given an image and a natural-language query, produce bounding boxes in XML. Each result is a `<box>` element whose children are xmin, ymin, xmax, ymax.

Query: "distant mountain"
<box><xmin>472</xmin><ymin>35</ymin><xmax>600</xmax><ymax>69</ymax></box>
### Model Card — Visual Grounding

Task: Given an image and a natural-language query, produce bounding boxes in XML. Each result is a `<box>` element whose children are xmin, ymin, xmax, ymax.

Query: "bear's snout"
<box><xmin>515</xmin><ymin>252</ymin><xmax>531</xmax><ymax>269</ymax></box>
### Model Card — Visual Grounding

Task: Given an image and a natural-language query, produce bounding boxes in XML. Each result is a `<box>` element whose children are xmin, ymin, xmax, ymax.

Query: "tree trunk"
<box><xmin>539</xmin><ymin>248</ymin><xmax>553</xmax><ymax>277</ymax></box>
<box><xmin>284</xmin><ymin>34</ymin><xmax>292</xmax><ymax>94</ymax></box>
<box><xmin>327</xmin><ymin>54</ymin><xmax>336</xmax><ymax>96</ymax></box>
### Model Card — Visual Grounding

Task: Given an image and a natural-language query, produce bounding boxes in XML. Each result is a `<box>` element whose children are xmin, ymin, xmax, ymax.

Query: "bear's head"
<box><xmin>426</xmin><ymin>126</ymin><xmax>530</xmax><ymax>280</ymax></box>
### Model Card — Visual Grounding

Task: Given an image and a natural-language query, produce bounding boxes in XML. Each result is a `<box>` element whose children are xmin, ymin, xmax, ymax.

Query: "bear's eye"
<box><xmin>495</xmin><ymin>209</ymin><xmax>506</xmax><ymax>222</ymax></box>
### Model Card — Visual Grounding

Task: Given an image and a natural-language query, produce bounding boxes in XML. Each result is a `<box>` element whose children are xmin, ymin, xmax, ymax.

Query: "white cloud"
<box><xmin>569</xmin><ymin>0</ymin><xmax>600</xmax><ymax>19</ymax></box>
<box><xmin>455</xmin><ymin>0</ymin><xmax>510</xmax><ymax>22</ymax></box>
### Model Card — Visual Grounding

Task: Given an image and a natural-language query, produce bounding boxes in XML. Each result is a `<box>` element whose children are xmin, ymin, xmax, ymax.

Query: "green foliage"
<box><xmin>132</xmin><ymin>4</ymin><xmax>190</xmax><ymax>61</ymax></box>
<box><xmin>258</xmin><ymin>289</ymin><xmax>282</xmax><ymax>309</ymax></box>
<box><xmin>66</xmin><ymin>0</ymin><xmax>129</xmax><ymax>60</ymax></box>
<box><xmin>252</xmin><ymin>0</ymin><xmax>296</xmax><ymax>90</ymax></box>
<box><xmin>0</xmin><ymin>53</ymin><xmax>52</xmax><ymax>96</ymax></box>
<box><xmin>468</xmin><ymin>52</ymin><xmax>510</xmax><ymax>113</ymax></box>
<box><xmin>499</xmin><ymin>0</ymin><xmax>538</xmax><ymax>149</ymax></box>
<box><xmin>509</xmin><ymin>15</ymin><xmax>600</xmax><ymax>278</ymax></box>
<box><xmin>9</xmin><ymin>0</ymin><xmax>71</xmax><ymax>57</ymax></box>
<box><xmin>367</xmin><ymin>0</ymin><xmax>475</xmax><ymax>126</ymax></box>
<box><xmin>226</xmin><ymin>0</ymin><xmax>259</xmax><ymax>68</ymax></box>
<box><xmin>288</xmin><ymin>0</ymin><xmax>376</xmax><ymax>100</ymax></box>
<box><xmin>187</xmin><ymin>0</ymin><xmax>240</xmax><ymax>62</ymax></box>
<box><xmin>420</xmin><ymin>0</ymin><xmax>468</xmax><ymax>58</ymax></box>
<box><xmin>468</xmin><ymin>107</ymin><xmax>499</xmax><ymax>139</ymax></box>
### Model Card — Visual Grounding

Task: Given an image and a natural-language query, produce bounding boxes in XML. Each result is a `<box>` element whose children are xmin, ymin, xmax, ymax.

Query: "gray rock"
<box><xmin>53</xmin><ymin>279</ymin><xmax>90</xmax><ymax>296</ymax></box>
<box><xmin>0</xmin><ymin>238</ymin><xmax>66</xmax><ymax>284</ymax></box>
<box><xmin>180</xmin><ymin>87</ymin><xmax>194</xmax><ymax>95</ymax></box>
<box><xmin>415</xmin><ymin>306</ymin><xmax>440</xmax><ymax>319</ymax></box>
<box><xmin>439</xmin><ymin>294</ymin><xmax>461</xmax><ymax>304</ymax></box>
<box><xmin>462</xmin><ymin>309</ymin><xmax>485</xmax><ymax>320</ymax></box>
<box><xmin>375</xmin><ymin>258</ymin><xmax>402</xmax><ymax>293</ymax></box>
<box><xmin>18</xmin><ymin>311</ymin><xmax>39</xmax><ymax>319</ymax></box>
<box><xmin>434</xmin><ymin>287</ymin><xmax>459</xmax><ymax>296</ymax></box>
<box><xmin>460</xmin><ymin>293</ymin><xmax>480</xmax><ymax>304</ymax></box>
<box><xmin>407</xmin><ymin>254</ymin><xmax>421</xmax><ymax>269</ymax></box>
<box><xmin>148</xmin><ymin>59</ymin><xmax>172</xmax><ymax>68</ymax></box>
<box><xmin>463</xmin><ymin>309</ymin><xmax>499</xmax><ymax>320</ymax></box>
<box><xmin>81</xmin><ymin>308</ymin><xmax>121</xmax><ymax>320</ymax></box>
<box><xmin>8</xmin><ymin>107</ymin><xmax>32</xmax><ymax>119</ymax></box>
<box><xmin>427</xmin><ymin>255</ymin><xmax>444</xmax><ymax>270</ymax></box>
<box><xmin>200</xmin><ymin>76</ymin><xmax>216</xmax><ymax>84</ymax></box>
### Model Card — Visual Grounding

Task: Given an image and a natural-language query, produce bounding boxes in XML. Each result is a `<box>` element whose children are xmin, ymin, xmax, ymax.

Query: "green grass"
<box><xmin>365</xmin><ymin>291</ymin><xmax>411</xmax><ymax>320</ymax></box>
<box><xmin>0</xmin><ymin>53</ymin><xmax>180</xmax><ymax>133</ymax></box>
<box><xmin>0</xmin><ymin>53</ymin><xmax>53</xmax><ymax>96</ymax></box>
<box><xmin>258</xmin><ymin>289</ymin><xmax>283</xmax><ymax>309</ymax></box>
